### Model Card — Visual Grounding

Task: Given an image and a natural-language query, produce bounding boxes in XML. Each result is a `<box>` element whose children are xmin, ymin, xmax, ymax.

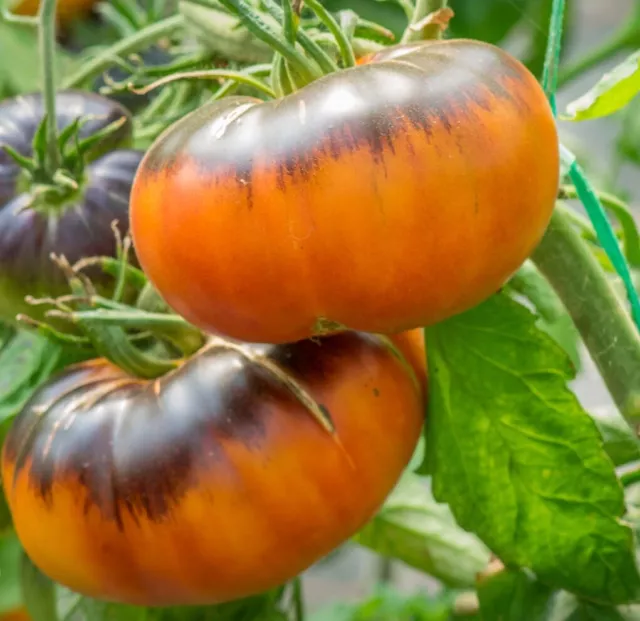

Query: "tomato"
<box><xmin>130</xmin><ymin>39</ymin><xmax>559</xmax><ymax>345</ymax></box>
<box><xmin>0</xmin><ymin>91</ymin><xmax>143</xmax><ymax>323</ymax></box>
<box><xmin>2</xmin><ymin>329</ymin><xmax>425</xmax><ymax>606</ymax></box>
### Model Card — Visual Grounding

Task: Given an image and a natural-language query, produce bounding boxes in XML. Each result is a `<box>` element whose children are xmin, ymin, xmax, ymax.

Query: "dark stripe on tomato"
<box><xmin>9</xmin><ymin>337</ymin><xmax>374</xmax><ymax>529</ymax></box>
<box><xmin>140</xmin><ymin>40</ymin><xmax>533</xmax><ymax>193</ymax></box>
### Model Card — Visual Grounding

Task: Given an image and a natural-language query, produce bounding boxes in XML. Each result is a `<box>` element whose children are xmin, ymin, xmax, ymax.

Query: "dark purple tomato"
<box><xmin>0</xmin><ymin>91</ymin><xmax>143</xmax><ymax>323</ymax></box>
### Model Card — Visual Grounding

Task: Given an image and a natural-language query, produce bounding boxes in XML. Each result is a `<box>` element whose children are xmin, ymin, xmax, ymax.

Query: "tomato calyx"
<box><xmin>2</xmin><ymin>111</ymin><xmax>128</xmax><ymax>213</ymax></box>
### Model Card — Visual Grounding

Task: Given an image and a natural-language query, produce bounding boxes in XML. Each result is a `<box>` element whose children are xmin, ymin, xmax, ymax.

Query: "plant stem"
<box><xmin>401</xmin><ymin>0</ymin><xmax>447</xmax><ymax>43</ymax></box>
<box><xmin>62</xmin><ymin>14</ymin><xmax>184</xmax><ymax>88</ymax></box>
<box><xmin>303</xmin><ymin>0</ymin><xmax>355</xmax><ymax>67</ymax></box>
<box><xmin>531</xmin><ymin>208</ymin><xmax>640</xmax><ymax>422</ymax></box>
<box><xmin>39</xmin><ymin>0</ymin><xmax>61</xmax><ymax>173</ymax></box>
<box><xmin>618</xmin><ymin>460</ymin><xmax>640</xmax><ymax>487</ymax></box>
<box><xmin>558</xmin><ymin>26</ymin><xmax>635</xmax><ymax>88</ymax></box>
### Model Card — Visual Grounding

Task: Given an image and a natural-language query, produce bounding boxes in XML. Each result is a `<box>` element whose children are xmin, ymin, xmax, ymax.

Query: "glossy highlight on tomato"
<box><xmin>2</xmin><ymin>330</ymin><xmax>425</xmax><ymax>606</ymax></box>
<box><xmin>131</xmin><ymin>39</ymin><xmax>560</xmax><ymax>345</ymax></box>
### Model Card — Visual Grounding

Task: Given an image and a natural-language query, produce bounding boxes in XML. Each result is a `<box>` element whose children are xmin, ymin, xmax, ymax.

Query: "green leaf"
<box><xmin>21</xmin><ymin>552</ymin><xmax>58</xmax><ymax>621</ymax></box>
<box><xmin>478</xmin><ymin>567</ymin><xmax>555</xmax><ymax>621</ymax></box>
<box><xmin>565</xmin><ymin>51</ymin><xmax>640</xmax><ymax>121</ymax></box>
<box><xmin>548</xmin><ymin>592</ymin><xmax>640</xmax><ymax>620</ymax></box>
<box><xmin>589</xmin><ymin>406</ymin><xmax>640</xmax><ymax>467</ymax></box>
<box><xmin>355</xmin><ymin>473</ymin><xmax>491</xmax><ymax>587</ymax></box>
<box><xmin>448</xmin><ymin>0</ymin><xmax>528</xmax><ymax>44</ymax></box>
<box><xmin>0</xmin><ymin>533</ymin><xmax>22</xmax><ymax>615</ymax></box>
<box><xmin>617</xmin><ymin>97</ymin><xmax>640</xmax><ymax>167</ymax></box>
<box><xmin>423</xmin><ymin>293</ymin><xmax>640</xmax><ymax>604</ymax></box>
<box><xmin>310</xmin><ymin>585</ymin><xmax>456</xmax><ymax>621</ymax></box>
<box><xmin>0</xmin><ymin>330</ymin><xmax>63</xmax><ymax>423</ymax></box>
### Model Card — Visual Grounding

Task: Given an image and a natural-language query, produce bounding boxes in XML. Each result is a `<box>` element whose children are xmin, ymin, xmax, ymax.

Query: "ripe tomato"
<box><xmin>0</xmin><ymin>91</ymin><xmax>143</xmax><ymax>323</ymax></box>
<box><xmin>2</xmin><ymin>330</ymin><xmax>425</xmax><ymax>606</ymax></box>
<box><xmin>130</xmin><ymin>39</ymin><xmax>559</xmax><ymax>344</ymax></box>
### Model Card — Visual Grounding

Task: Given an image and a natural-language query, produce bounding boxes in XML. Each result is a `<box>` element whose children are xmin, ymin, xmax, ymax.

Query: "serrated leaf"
<box><xmin>423</xmin><ymin>293</ymin><xmax>640</xmax><ymax>604</ymax></box>
<box><xmin>478</xmin><ymin>568</ymin><xmax>555</xmax><ymax>621</ymax></box>
<box><xmin>355</xmin><ymin>473</ymin><xmax>490</xmax><ymax>587</ymax></box>
<box><xmin>565</xmin><ymin>51</ymin><xmax>640</xmax><ymax>121</ymax></box>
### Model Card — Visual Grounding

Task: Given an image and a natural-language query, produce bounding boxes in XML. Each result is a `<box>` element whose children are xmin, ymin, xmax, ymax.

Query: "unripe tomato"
<box><xmin>0</xmin><ymin>91</ymin><xmax>143</xmax><ymax>324</ymax></box>
<box><xmin>2</xmin><ymin>330</ymin><xmax>425</xmax><ymax>606</ymax></box>
<box><xmin>130</xmin><ymin>39</ymin><xmax>559</xmax><ymax>344</ymax></box>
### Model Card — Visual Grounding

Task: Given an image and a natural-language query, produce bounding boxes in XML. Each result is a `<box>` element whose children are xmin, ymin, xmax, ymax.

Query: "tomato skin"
<box><xmin>0</xmin><ymin>92</ymin><xmax>142</xmax><ymax>323</ymax></box>
<box><xmin>131</xmin><ymin>39</ymin><xmax>559</xmax><ymax>345</ymax></box>
<box><xmin>1</xmin><ymin>330</ymin><xmax>424</xmax><ymax>606</ymax></box>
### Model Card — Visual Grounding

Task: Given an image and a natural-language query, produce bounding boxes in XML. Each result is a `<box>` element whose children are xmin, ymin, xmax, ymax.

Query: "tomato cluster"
<box><xmin>0</xmin><ymin>16</ymin><xmax>559</xmax><ymax>608</ymax></box>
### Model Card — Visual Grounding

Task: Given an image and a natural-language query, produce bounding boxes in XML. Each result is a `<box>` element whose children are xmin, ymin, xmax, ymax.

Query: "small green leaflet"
<box><xmin>564</xmin><ymin>50</ymin><xmax>640</xmax><ymax>121</ymax></box>
<box><xmin>422</xmin><ymin>293</ymin><xmax>640</xmax><ymax>604</ymax></box>
<box><xmin>355</xmin><ymin>473</ymin><xmax>490</xmax><ymax>587</ymax></box>
<box><xmin>477</xmin><ymin>567</ymin><xmax>554</xmax><ymax>621</ymax></box>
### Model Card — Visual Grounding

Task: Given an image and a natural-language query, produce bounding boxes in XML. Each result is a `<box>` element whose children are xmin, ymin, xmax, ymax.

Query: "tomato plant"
<box><xmin>2</xmin><ymin>0</ymin><xmax>640</xmax><ymax>620</ymax></box>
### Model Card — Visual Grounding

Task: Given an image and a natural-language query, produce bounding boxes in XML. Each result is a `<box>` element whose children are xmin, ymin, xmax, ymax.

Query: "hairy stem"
<box><xmin>39</xmin><ymin>0</ymin><xmax>61</xmax><ymax>173</ymax></box>
<box><xmin>532</xmin><ymin>208</ymin><xmax>640</xmax><ymax>422</ymax></box>
<box><xmin>401</xmin><ymin>0</ymin><xmax>448</xmax><ymax>43</ymax></box>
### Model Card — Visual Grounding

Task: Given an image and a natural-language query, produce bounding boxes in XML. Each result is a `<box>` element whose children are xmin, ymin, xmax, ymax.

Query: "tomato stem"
<box><xmin>303</xmin><ymin>0</ymin><xmax>356</xmax><ymax>68</ymax></box>
<box><xmin>532</xmin><ymin>208</ymin><xmax>640</xmax><ymax>423</ymax></box>
<box><xmin>39</xmin><ymin>0</ymin><xmax>61</xmax><ymax>174</ymax></box>
<box><xmin>130</xmin><ymin>68</ymin><xmax>276</xmax><ymax>98</ymax></box>
<box><xmin>401</xmin><ymin>0</ymin><xmax>448</xmax><ymax>43</ymax></box>
<box><xmin>194</xmin><ymin>0</ymin><xmax>322</xmax><ymax>86</ymax></box>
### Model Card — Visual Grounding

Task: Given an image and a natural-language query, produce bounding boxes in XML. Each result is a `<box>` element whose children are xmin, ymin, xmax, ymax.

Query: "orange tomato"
<box><xmin>2</xmin><ymin>330</ymin><xmax>425</xmax><ymax>606</ymax></box>
<box><xmin>130</xmin><ymin>39</ymin><xmax>559</xmax><ymax>344</ymax></box>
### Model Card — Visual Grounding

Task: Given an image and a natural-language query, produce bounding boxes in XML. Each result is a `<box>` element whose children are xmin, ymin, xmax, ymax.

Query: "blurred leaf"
<box><xmin>0</xmin><ymin>330</ymin><xmax>64</xmax><ymax>423</ymax></box>
<box><xmin>565</xmin><ymin>51</ymin><xmax>640</xmax><ymax>121</ymax></box>
<box><xmin>72</xmin><ymin>589</ymin><xmax>287</xmax><ymax>621</ymax></box>
<box><xmin>478</xmin><ymin>567</ymin><xmax>554</xmax><ymax>621</ymax></box>
<box><xmin>21</xmin><ymin>553</ymin><xmax>58</xmax><ymax>621</ymax></box>
<box><xmin>0</xmin><ymin>22</ymin><xmax>78</xmax><ymax>98</ymax></box>
<box><xmin>447</xmin><ymin>0</ymin><xmax>528</xmax><ymax>44</ymax></box>
<box><xmin>617</xmin><ymin>97</ymin><xmax>640</xmax><ymax>167</ymax></box>
<box><xmin>589</xmin><ymin>405</ymin><xmax>640</xmax><ymax>467</ymax></box>
<box><xmin>355</xmin><ymin>473</ymin><xmax>490</xmax><ymax>588</ymax></box>
<box><xmin>537</xmin><ymin>313</ymin><xmax>581</xmax><ymax>371</ymax></box>
<box><xmin>321</xmin><ymin>0</ymin><xmax>407</xmax><ymax>38</ymax></box>
<box><xmin>310</xmin><ymin>586</ymin><xmax>455</xmax><ymax>621</ymax></box>
<box><xmin>0</xmin><ymin>533</ymin><xmax>22</xmax><ymax>615</ymax></box>
<box><xmin>422</xmin><ymin>293</ymin><xmax>640</xmax><ymax>605</ymax></box>
<box><xmin>548</xmin><ymin>592</ymin><xmax>640</xmax><ymax>620</ymax></box>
